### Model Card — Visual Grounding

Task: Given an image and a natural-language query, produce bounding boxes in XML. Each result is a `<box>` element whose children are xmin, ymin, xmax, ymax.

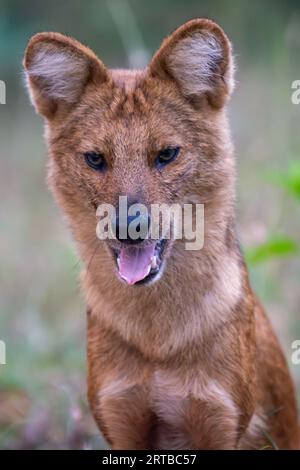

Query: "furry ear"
<box><xmin>149</xmin><ymin>19</ymin><xmax>234</xmax><ymax>108</ymax></box>
<box><xmin>24</xmin><ymin>32</ymin><xmax>109</xmax><ymax>119</ymax></box>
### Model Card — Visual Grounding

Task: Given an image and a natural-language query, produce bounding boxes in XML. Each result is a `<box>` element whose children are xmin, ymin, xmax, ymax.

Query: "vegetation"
<box><xmin>0</xmin><ymin>0</ymin><xmax>299</xmax><ymax>449</ymax></box>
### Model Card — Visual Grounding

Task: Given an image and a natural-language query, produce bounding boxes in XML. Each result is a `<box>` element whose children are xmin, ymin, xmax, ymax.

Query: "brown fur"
<box><xmin>24</xmin><ymin>19</ymin><xmax>299</xmax><ymax>449</ymax></box>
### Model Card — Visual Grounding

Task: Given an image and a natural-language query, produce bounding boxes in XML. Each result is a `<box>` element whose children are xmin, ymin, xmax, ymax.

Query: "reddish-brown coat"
<box><xmin>24</xmin><ymin>19</ymin><xmax>299</xmax><ymax>449</ymax></box>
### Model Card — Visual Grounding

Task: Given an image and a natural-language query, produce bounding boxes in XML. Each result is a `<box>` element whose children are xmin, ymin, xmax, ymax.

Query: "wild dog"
<box><xmin>24</xmin><ymin>19</ymin><xmax>299</xmax><ymax>449</ymax></box>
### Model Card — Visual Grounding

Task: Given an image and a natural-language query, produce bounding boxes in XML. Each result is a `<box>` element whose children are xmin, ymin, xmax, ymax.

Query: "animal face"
<box><xmin>24</xmin><ymin>19</ymin><xmax>235</xmax><ymax>286</ymax></box>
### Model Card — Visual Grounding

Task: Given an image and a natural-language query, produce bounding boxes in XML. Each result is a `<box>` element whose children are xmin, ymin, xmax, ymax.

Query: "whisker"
<box><xmin>86</xmin><ymin>241</ymin><xmax>101</xmax><ymax>274</ymax></box>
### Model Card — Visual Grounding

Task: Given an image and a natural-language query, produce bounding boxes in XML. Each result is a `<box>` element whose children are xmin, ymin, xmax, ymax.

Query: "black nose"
<box><xmin>112</xmin><ymin>211</ymin><xmax>151</xmax><ymax>244</ymax></box>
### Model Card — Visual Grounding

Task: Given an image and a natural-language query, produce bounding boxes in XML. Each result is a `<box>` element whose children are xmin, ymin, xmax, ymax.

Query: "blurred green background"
<box><xmin>0</xmin><ymin>0</ymin><xmax>300</xmax><ymax>449</ymax></box>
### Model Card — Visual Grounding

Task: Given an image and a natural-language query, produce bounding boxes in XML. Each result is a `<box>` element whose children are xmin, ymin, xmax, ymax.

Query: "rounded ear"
<box><xmin>149</xmin><ymin>19</ymin><xmax>235</xmax><ymax>109</ymax></box>
<box><xmin>24</xmin><ymin>32</ymin><xmax>110</xmax><ymax>119</ymax></box>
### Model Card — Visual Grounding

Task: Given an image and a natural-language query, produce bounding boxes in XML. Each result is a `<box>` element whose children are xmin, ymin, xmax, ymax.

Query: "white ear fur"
<box><xmin>167</xmin><ymin>32</ymin><xmax>234</xmax><ymax>97</ymax></box>
<box><xmin>26</xmin><ymin>48</ymin><xmax>89</xmax><ymax>103</ymax></box>
<box><xmin>24</xmin><ymin>33</ymin><xmax>108</xmax><ymax>118</ymax></box>
<box><xmin>150</xmin><ymin>20</ymin><xmax>235</xmax><ymax>107</ymax></box>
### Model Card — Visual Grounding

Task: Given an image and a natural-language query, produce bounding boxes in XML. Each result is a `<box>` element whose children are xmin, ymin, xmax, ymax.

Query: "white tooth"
<box><xmin>117</xmin><ymin>257</ymin><xmax>120</xmax><ymax>269</ymax></box>
<box><xmin>146</xmin><ymin>264</ymin><xmax>151</xmax><ymax>276</ymax></box>
<box><xmin>151</xmin><ymin>255</ymin><xmax>158</xmax><ymax>269</ymax></box>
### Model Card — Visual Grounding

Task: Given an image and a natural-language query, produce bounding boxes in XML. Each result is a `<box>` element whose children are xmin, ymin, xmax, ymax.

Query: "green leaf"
<box><xmin>245</xmin><ymin>236</ymin><xmax>299</xmax><ymax>265</ymax></box>
<box><xmin>268</xmin><ymin>161</ymin><xmax>300</xmax><ymax>200</ymax></box>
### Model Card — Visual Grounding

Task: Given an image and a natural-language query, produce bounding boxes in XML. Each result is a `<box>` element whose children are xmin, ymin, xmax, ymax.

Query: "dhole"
<box><xmin>24</xmin><ymin>19</ymin><xmax>299</xmax><ymax>449</ymax></box>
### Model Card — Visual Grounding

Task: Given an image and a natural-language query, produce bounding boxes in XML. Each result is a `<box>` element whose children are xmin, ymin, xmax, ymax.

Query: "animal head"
<box><xmin>24</xmin><ymin>19</ymin><xmax>235</xmax><ymax>287</ymax></box>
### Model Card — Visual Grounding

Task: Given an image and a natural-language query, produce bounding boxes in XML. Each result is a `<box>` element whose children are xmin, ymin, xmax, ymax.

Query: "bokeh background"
<box><xmin>0</xmin><ymin>0</ymin><xmax>300</xmax><ymax>449</ymax></box>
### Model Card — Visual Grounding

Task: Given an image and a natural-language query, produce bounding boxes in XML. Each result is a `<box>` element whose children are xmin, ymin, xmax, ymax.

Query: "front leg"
<box><xmin>151</xmin><ymin>370</ymin><xmax>246</xmax><ymax>450</ymax></box>
<box><xmin>87</xmin><ymin>314</ymin><xmax>154</xmax><ymax>449</ymax></box>
<box><xmin>93</xmin><ymin>383</ymin><xmax>155</xmax><ymax>449</ymax></box>
<box><xmin>183</xmin><ymin>395</ymin><xmax>240</xmax><ymax>449</ymax></box>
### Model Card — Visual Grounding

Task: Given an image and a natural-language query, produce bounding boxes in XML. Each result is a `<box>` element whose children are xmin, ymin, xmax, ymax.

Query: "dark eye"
<box><xmin>155</xmin><ymin>147</ymin><xmax>180</xmax><ymax>168</ymax></box>
<box><xmin>84</xmin><ymin>151</ymin><xmax>107</xmax><ymax>171</ymax></box>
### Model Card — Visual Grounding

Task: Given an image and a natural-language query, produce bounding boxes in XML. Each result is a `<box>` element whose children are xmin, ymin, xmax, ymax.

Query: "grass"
<box><xmin>0</xmin><ymin>0</ymin><xmax>300</xmax><ymax>448</ymax></box>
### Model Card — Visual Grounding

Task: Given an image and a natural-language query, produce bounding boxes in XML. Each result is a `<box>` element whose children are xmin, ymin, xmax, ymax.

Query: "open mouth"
<box><xmin>112</xmin><ymin>239</ymin><xmax>167</xmax><ymax>286</ymax></box>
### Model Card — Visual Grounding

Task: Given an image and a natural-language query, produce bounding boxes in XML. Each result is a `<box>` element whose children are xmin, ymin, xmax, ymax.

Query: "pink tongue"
<box><xmin>118</xmin><ymin>245</ymin><xmax>156</xmax><ymax>285</ymax></box>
